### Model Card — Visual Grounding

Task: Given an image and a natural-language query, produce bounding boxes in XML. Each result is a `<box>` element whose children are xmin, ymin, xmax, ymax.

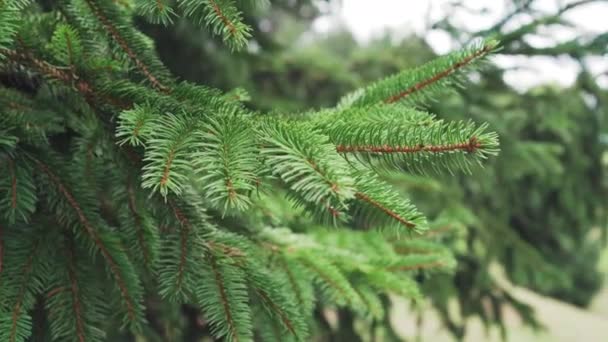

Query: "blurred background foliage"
<box><xmin>136</xmin><ymin>0</ymin><xmax>607</xmax><ymax>339</ymax></box>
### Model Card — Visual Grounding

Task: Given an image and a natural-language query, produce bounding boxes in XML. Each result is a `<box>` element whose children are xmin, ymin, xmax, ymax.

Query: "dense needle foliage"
<box><xmin>0</xmin><ymin>1</ymin><xmax>507</xmax><ymax>341</ymax></box>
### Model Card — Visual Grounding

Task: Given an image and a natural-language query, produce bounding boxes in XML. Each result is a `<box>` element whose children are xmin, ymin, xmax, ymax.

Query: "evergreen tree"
<box><xmin>0</xmin><ymin>1</ymin><xmax>501</xmax><ymax>341</ymax></box>
<box><xmin>232</xmin><ymin>30</ymin><xmax>607</xmax><ymax>339</ymax></box>
<box><xmin>227</xmin><ymin>4</ymin><xmax>607</xmax><ymax>337</ymax></box>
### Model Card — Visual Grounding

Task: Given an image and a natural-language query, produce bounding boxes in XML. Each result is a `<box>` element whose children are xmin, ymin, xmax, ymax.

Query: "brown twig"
<box><xmin>355</xmin><ymin>192</ymin><xmax>416</xmax><ymax>229</ymax></box>
<box><xmin>33</xmin><ymin>158</ymin><xmax>137</xmax><ymax>322</ymax></box>
<box><xmin>384</xmin><ymin>45</ymin><xmax>493</xmax><ymax>103</ymax></box>
<box><xmin>337</xmin><ymin>137</ymin><xmax>481</xmax><ymax>154</ymax></box>
<box><xmin>83</xmin><ymin>0</ymin><xmax>169</xmax><ymax>93</ymax></box>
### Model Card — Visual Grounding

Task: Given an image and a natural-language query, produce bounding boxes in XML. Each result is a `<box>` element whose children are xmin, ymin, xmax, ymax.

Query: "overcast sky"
<box><xmin>312</xmin><ymin>0</ymin><xmax>608</xmax><ymax>90</ymax></box>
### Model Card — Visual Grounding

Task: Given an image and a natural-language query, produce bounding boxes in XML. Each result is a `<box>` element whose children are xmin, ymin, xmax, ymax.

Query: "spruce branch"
<box><xmin>328</xmin><ymin>118</ymin><xmax>499</xmax><ymax>174</ymax></box>
<box><xmin>65</xmin><ymin>240</ymin><xmax>86</xmax><ymax>342</ymax></box>
<box><xmin>31</xmin><ymin>156</ymin><xmax>144</xmax><ymax>328</ymax></box>
<box><xmin>0</xmin><ymin>1</ymin><xmax>28</xmax><ymax>54</ymax></box>
<box><xmin>0</xmin><ymin>132</ymin><xmax>18</xmax><ymax>154</ymax></box>
<box><xmin>124</xmin><ymin>181</ymin><xmax>158</xmax><ymax>271</ymax></box>
<box><xmin>295</xmin><ymin>251</ymin><xmax>364</xmax><ymax>311</ymax></box>
<box><xmin>2</xmin><ymin>49</ymin><xmax>95</xmax><ymax>98</ymax></box>
<box><xmin>351</xmin><ymin>170</ymin><xmax>429</xmax><ymax>233</ymax></box>
<box><xmin>170</xmin><ymin>200</ymin><xmax>192</xmax><ymax>293</ymax></box>
<box><xmin>261</xmin><ymin>228</ymin><xmax>424</xmax><ymax>302</ymax></box>
<box><xmin>362</xmin><ymin>269</ymin><xmax>421</xmax><ymax>299</ymax></box>
<box><xmin>253</xmin><ymin>288</ymin><xmax>297</xmax><ymax>337</ymax></box>
<box><xmin>338</xmin><ymin>136</ymin><xmax>482</xmax><ymax>154</ymax></box>
<box><xmin>157</xmin><ymin>195</ymin><xmax>210</xmax><ymax>302</ymax></box>
<box><xmin>135</xmin><ymin>0</ymin><xmax>177</xmax><ymax>26</ymax></box>
<box><xmin>259</xmin><ymin>119</ymin><xmax>356</xmax><ymax>223</ymax></box>
<box><xmin>178</xmin><ymin>0</ymin><xmax>252</xmax><ymax>51</ymax></box>
<box><xmin>352</xmin><ymin>284</ymin><xmax>384</xmax><ymax>320</ymax></box>
<box><xmin>276</xmin><ymin>256</ymin><xmax>315</xmax><ymax>318</ymax></box>
<box><xmin>355</xmin><ymin>192</ymin><xmax>416</xmax><ymax>228</ymax></box>
<box><xmin>208</xmin><ymin>0</ymin><xmax>238</xmax><ymax>34</ymax></box>
<box><xmin>194</xmin><ymin>115</ymin><xmax>258</xmax><ymax>212</ymax></box>
<box><xmin>116</xmin><ymin>103</ymin><xmax>159</xmax><ymax>146</ymax></box>
<box><xmin>319</xmin><ymin>104</ymin><xmax>436</xmax><ymax>127</ymax></box>
<box><xmin>141</xmin><ymin>113</ymin><xmax>199</xmax><ymax>196</ymax></box>
<box><xmin>0</xmin><ymin>157</ymin><xmax>36</xmax><ymax>224</ymax></box>
<box><xmin>48</xmin><ymin>24</ymin><xmax>83</xmax><ymax>68</ymax></box>
<box><xmin>6</xmin><ymin>159</ymin><xmax>17</xmax><ymax>208</ymax></box>
<box><xmin>82</xmin><ymin>0</ymin><xmax>171</xmax><ymax>92</ymax></box>
<box><xmin>1</xmin><ymin>48</ymin><xmax>127</xmax><ymax>109</ymax></box>
<box><xmin>5</xmin><ymin>250</ymin><xmax>35</xmax><ymax>342</ymax></box>
<box><xmin>221</xmin><ymin>234</ymin><xmax>309</xmax><ymax>341</ymax></box>
<box><xmin>206</xmin><ymin>233</ymin><xmax>308</xmax><ymax>341</ymax></box>
<box><xmin>196</xmin><ymin>251</ymin><xmax>253</xmax><ymax>342</ymax></box>
<box><xmin>215</xmin><ymin>262</ymin><xmax>238</xmax><ymax>339</ymax></box>
<box><xmin>209</xmin><ymin>256</ymin><xmax>241</xmax><ymax>341</ymax></box>
<box><xmin>0</xmin><ymin>226</ymin><xmax>50</xmax><ymax>342</ymax></box>
<box><xmin>45</xmin><ymin>232</ymin><xmax>107</xmax><ymax>342</ymax></box>
<box><xmin>343</xmin><ymin>39</ymin><xmax>498</xmax><ymax>108</ymax></box>
<box><xmin>383</xmin><ymin>43</ymin><xmax>495</xmax><ymax>104</ymax></box>
<box><xmin>172</xmin><ymin>81</ymin><xmax>246</xmax><ymax>115</ymax></box>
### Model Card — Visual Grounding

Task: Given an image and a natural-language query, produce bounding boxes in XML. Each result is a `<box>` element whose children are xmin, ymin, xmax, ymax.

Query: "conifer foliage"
<box><xmin>0</xmin><ymin>1</ymin><xmax>499</xmax><ymax>340</ymax></box>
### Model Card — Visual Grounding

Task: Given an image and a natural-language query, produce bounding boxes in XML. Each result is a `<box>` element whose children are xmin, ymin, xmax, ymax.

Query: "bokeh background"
<box><xmin>137</xmin><ymin>0</ymin><xmax>608</xmax><ymax>340</ymax></box>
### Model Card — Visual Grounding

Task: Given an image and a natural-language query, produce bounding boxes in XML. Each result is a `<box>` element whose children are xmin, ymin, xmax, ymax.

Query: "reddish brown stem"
<box><xmin>209</xmin><ymin>0</ymin><xmax>237</xmax><ymax>35</ymax></box>
<box><xmin>326</xmin><ymin>205</ymin><xmax>340</xmax><ymax>218</ymax></box>
<box><xmin>65</xmin><ymin>236</ymin><xmax>86</xmax><ymax>342</ymax></box>
<box><xmin>132</xmin><ymin>117</ymin><xmax>145</xmax><ymax>138</ymax></box>
<box><xmin>46</xmin><ymin>286</ymin><xmax>67</xmax><ymax>299</ymax></box>
<box><xmin>83</xmin><ymin>0</ymin><xmax>169</xmax><ymax>93</ymax></box>
<box><xmin>169</xmin><ymin>200</ymin><xmax>190</xmax><ymax>290</ymax></box>
<box><xmin>207</xmin><ymin>242</ymin><xmax>245</xmax><ymax>258</ymax></box>
<box><xmin>355</xmin><ymin>192</ymin><xmax>416</xmax><ymax>229</ymax></box>
<box><xmin>226</xmin><ymin>178</ymin><xmax>237</xmax><ymax>200</ymax></box>
<box><xmin>34</xmin><ymin>159</ymin><xmax>137</xmax><ymax>322</ymax></box>
<box><xmin>3</xmin><ymin>49</ymin><xmax>128</xmax><ymax>109</ymax></box>
<box><xmin>337</xmin><ymin>137</ymin><xmax>481</xmax><ymax>154</ymax></box>
<box><xmin>9</xmin><ymin>245</ymin><xmax>37</xmax><ymax>342</ymax></box>
<box><xmin>160</xmin><ymin>149</ymin><xmax>175</xmax><ymax>186</ymax></box>
<box><xmin>255</xmin><ymin>289</ymin><xmax>297</xmax><ymax>336</ymax></box>
<box><xmin>4</xmin><ymin>50</ymin><xmax>81</xmax><ymax>90</ymax></box>
<box><xmin>209</xmin><ymin>256</ymin><xmax>239</xmax><ymax>342</ymax></box>
<box><xmin>385</xmin><ymin>44</ymin><xmax>493</xmax><ymax>104</ymax></box>
<box><xmin>127</xmin><ymin>183</ymin><xmax>151</xmax><ymax>268</ymax></box>
<box><xmin>279</xmin><ymin>258</ymin><xmax>304</xmax><ymax>308</ymax></box>
<box><xmin>8</xmin><ymin>159</ymin><xmax>17</xmax><ymax>210</ymax></box>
